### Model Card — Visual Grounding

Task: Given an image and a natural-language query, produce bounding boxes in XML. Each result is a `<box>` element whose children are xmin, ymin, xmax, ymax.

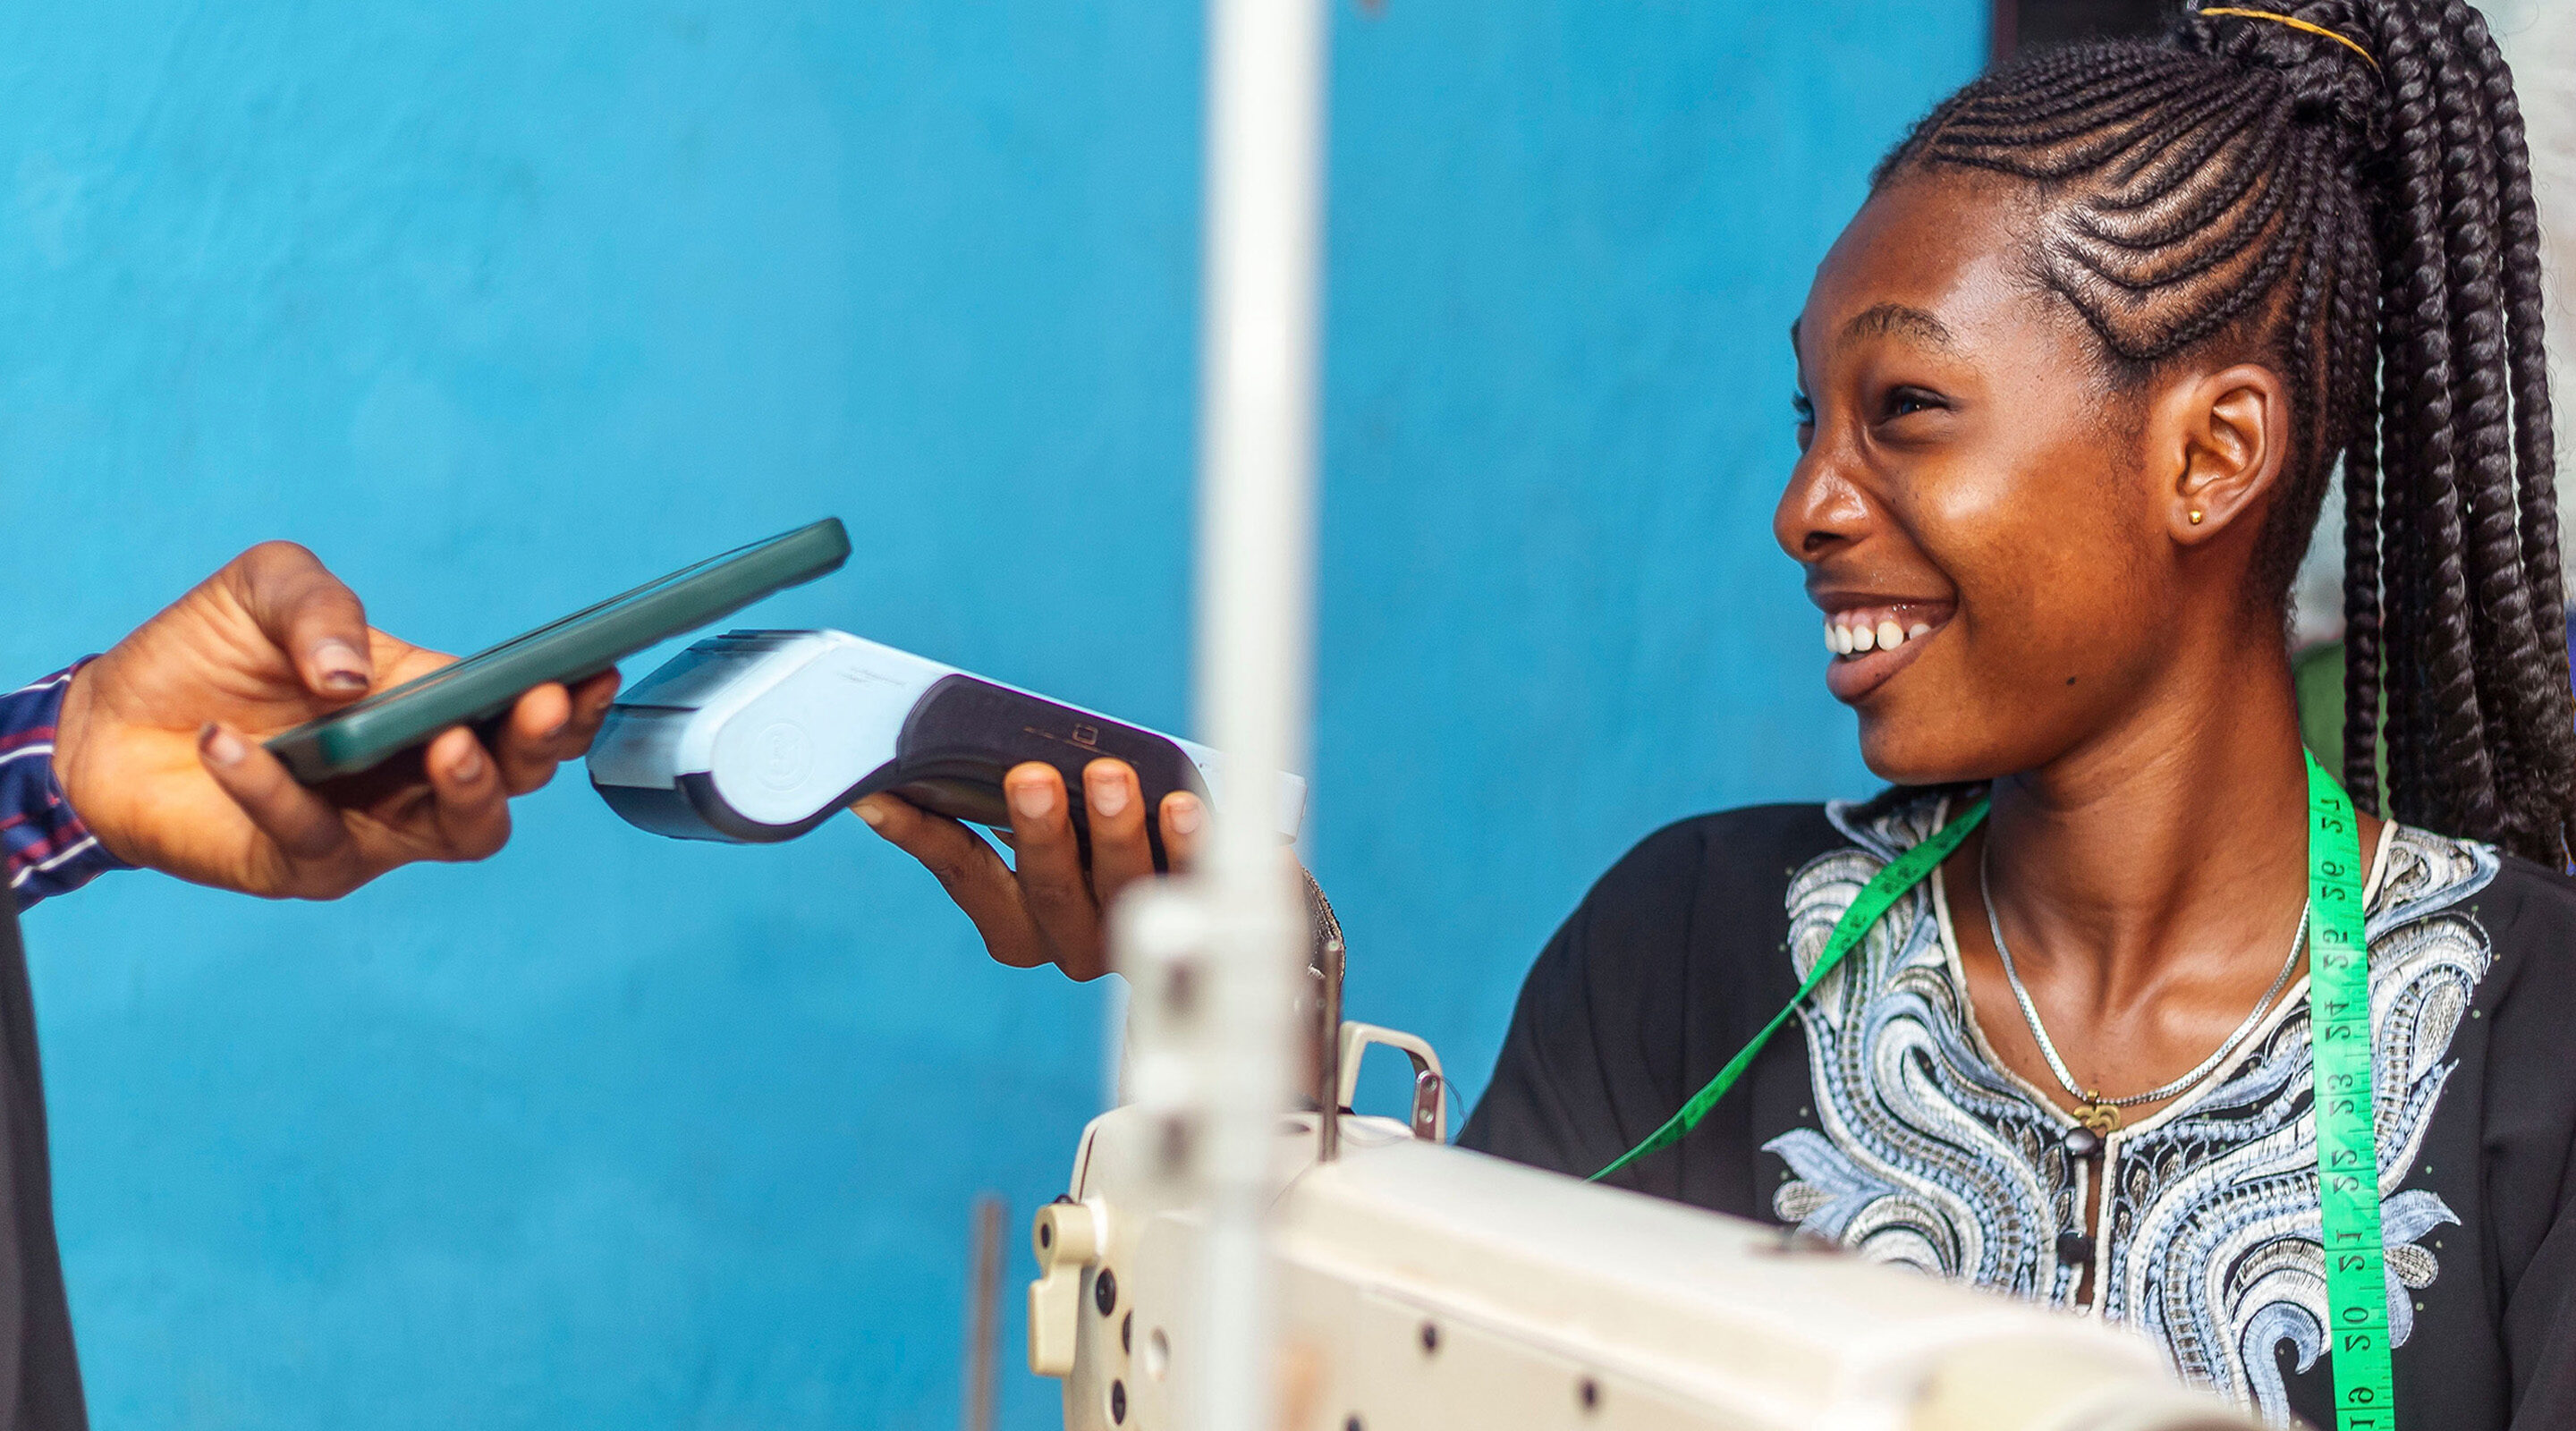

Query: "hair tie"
<box><xmin>2197</xmin><ymin>7</ymin><xmax>2382</xmax><ymax>72</ymax></box>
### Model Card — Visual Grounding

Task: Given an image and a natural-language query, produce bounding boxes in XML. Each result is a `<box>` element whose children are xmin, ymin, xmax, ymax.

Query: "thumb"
<box><xmin>226</xmin><ymin>541</ymin><xmax>375</xmax><ymax>699</ymax></box>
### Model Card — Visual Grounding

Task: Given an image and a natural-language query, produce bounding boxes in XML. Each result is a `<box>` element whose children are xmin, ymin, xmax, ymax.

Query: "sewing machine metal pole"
<box><xmin>1119</xmin><ymin>2</ymin><xmax>1333</xmax><ymax>1429</ymax></box>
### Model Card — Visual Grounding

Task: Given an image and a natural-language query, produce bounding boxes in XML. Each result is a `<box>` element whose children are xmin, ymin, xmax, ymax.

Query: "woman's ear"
<box><xmin>2150</xmin><ymin>362</ymin><xmax>2289</xmax><ymax>546</ymax></box>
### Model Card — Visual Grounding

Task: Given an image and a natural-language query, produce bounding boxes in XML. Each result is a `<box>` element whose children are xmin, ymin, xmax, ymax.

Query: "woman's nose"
<box><xmin>1774</xmin><ymin>454</ymin><xmax>1873</xmax><ymax>564</ymax></box>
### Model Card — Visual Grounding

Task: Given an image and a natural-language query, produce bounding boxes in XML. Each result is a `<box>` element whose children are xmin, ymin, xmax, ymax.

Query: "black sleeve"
<box><xmin>2473</xmin><ymin>859</ymin><xmax>2576</xmax><ymax>1430</ymax></box>
<box><xmin>1455</xmin><ymin>818</ymin><xmax>1707</xmax><ymax>1182</ymax></box>
<box><xmin>1457</xmin><ymin>805</ymin><xmax>1834</xmax><ymax>1215</ymax></box>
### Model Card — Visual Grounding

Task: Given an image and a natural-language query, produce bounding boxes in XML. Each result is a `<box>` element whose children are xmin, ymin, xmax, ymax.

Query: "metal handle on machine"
<box><xmin>1336</xmin><ymin>1021</ymin><xmax>1446</xmax><ymax>1143</ymax></box>
<box><xmin>1307</xmin><ymin>868</ymin><xmax>1346</xmax><ymax>1164</ymax></box>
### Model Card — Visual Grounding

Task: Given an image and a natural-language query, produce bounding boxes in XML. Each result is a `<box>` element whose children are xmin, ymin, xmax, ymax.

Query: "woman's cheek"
<box><xmin>1855</xmin><ymin>591</ymin><xmax>2083</xmax><ymax>783</ymax></box>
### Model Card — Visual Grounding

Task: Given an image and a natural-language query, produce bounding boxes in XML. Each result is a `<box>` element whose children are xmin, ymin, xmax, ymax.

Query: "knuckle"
<box><xmin>276</xmin><ymin>819</ymin><xmax>348</xmax><ymax>862</ymax></box>
<box><xmin>1020</xmin><ymin>869</ymin><xmax>1089</xmax><ymax>912</ymax></box>
<box><xmin>236</xmin><ymin>539</ymin><xmax>320</xmax><ymax>581</ymax></box>
<box><xmin>923</xmin><ymin>850</ymin><xmax>981</xmax><ymax>887</ymax></box>
<box><xmin>1090</xmin><ymin>871</ymin><xmax>1135</xmax><ymax>911</ymax></box>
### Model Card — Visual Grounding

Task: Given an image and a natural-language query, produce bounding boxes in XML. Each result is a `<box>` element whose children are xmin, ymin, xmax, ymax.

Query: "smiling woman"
<box><xmin>1449</xmin><ymin>4</ymin><xmax>2576</xmax><ymax>1427</ymax></box>
<box><xmin>867</xmin><ymin>2</ymin><xmax>2574</xmax><ymax>1427</ymax></box>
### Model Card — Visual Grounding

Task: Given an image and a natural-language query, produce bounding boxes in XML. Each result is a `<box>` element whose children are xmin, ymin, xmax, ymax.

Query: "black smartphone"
<box><xmin>266</xmin><ymin>517</ymin><xmax>852</xmax><ymax>783</ymax></box>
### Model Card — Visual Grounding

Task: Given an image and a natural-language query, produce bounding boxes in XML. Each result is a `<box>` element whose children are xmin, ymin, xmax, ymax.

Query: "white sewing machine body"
<box><xmin>1031</xmin><ymin>1037</ymin><xmax>2258</xmax><ymax>1431</ymax></box>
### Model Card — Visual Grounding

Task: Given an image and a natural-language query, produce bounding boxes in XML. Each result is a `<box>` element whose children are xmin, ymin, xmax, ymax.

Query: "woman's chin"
<box><xmin>1852</xmin><ymin>716</ymin><xmax>1996</xmax><ymax>789</ymax></box>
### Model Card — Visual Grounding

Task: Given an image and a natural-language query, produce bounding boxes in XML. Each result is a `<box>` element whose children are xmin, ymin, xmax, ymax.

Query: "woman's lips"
<box><xmin>1818</xmin><ymin>601</ymin><xmax>1952</xmax><ymax>703</ymax></box>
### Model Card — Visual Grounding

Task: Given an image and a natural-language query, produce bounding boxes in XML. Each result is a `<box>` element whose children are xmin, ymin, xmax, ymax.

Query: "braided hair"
<box><xmin>1874</xmin><ymin>1</ymin><xmax>2571</xmax><ymax>865</ymax></box>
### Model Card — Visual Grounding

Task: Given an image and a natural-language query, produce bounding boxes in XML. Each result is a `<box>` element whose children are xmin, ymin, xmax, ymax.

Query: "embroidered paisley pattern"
<box><xmin>1766</xmin><ymin>795</ymin><xmax>2495</xmax><ymax>1426</ymax></box>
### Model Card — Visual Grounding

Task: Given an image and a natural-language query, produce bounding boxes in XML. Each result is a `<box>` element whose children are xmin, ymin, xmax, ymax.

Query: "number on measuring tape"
<box><xmin>2306</xmin><ymin>752</ymin><xmax>2398</xmax><ymax>1430</ymax></box>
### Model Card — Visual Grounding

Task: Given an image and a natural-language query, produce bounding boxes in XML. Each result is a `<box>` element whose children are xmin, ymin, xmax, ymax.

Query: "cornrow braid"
<box><xmin>1874</xmin><ymin>0</ymin><xmax>2571</xmax><ymax>864</ymax></box>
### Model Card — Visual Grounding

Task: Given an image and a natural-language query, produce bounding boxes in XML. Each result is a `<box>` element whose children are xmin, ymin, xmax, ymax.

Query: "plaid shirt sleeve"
<box><xmin>3</xmin><ymin>664</ymin><xmax>131</xmax><ymax>910</ymax></box>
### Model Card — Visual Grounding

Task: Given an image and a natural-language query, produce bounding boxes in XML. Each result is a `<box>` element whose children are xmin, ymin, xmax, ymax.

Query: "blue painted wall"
<box><xmin>0</xmin><ymin>3</ymin><xmax>1979</xmax><ymax>1427</ymax></box>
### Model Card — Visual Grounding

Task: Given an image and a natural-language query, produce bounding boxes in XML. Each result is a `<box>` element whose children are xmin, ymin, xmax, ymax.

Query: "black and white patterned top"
<box><xmin>1461</xmin><ymin>796</ymin><xmax>2576</xmax><ymax>1431</ymax></box>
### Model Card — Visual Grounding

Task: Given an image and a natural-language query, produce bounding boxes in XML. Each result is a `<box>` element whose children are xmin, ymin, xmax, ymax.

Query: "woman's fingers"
<box><xmin>198</xmin><ymin>721</ymin><xmax>352</xmax><ymax>863</ymax></box>
<box><xmin>424</xmin><ymin>726</ymin><xmax>513</xmax><ymax>860</ymax></box>
<box><xmin>854</xmin><ymin>762</ymin><xmax>1179</xmax><ymax>982</ymax></box>
<box><xmin>1083</xmin><ymin>759</ymin><xmax>1157</xmax><ymax>910</ymax></box>
<box><xmin>854</xmin><ymin>793</ymin><xmax>1056</xmax><ymax>969</ymax></box>
<box><xmin>1002</xmin><ymin>763</ymin><xmax>1105</xmax><ymax>975</ymax></box>
<box><xmin>1158</xmin><ymin>790</ymin><xmax>1204</xmax><ymax>872</ymax></box>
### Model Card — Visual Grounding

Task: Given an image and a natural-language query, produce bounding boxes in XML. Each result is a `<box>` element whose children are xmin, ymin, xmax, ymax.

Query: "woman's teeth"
<box><xmin>1824</xmin><ymin>613</ymin><xmax>1936</xmax><ymax>658</ymax></box>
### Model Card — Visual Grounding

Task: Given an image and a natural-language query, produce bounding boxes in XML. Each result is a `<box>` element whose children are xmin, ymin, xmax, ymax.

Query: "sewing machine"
<box><xmin>1030</xmin><ymin>948</ymin><xmax>2258</xmax><ymax>1431</ymax></box>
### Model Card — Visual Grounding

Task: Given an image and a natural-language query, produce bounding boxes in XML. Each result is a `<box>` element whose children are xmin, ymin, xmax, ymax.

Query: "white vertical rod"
<box><xmin>1191</xmin><ymin>0</ymin><xmax>1326</xmax><ymax>1426</ymax></box>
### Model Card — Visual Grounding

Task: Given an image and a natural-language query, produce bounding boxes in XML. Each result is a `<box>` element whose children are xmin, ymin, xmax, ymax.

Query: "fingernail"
<box><xmin>312</xmin><ymin>639</ymin><xmax>370</xmax><ymax>695</ymax></box>
<box><xmin>1166</xmin><ymin>792</ymin><xmax>1202</xmax><ymax>835</ymax></box>
<box><xmin>1010</xmin><ymin>778</ymin><xmax>1056</xmax><ymax>821</ymax></box>
<box><xmin>199</xmin><ymin>723</ymin><xmax>246</xmax><ymax>767</ymax></box>
<box><xmin>852</xmin><ymin>799</ymin><xmax>886</xmax><ymax>829</ymax></box>
<box><xmin>451</xmin><ymin>745</ymin><xmax>486</xmax><ymax>783</ymax></box>
<box><xmin>1088</xmin><ymin>772</ymin><xmax>1131</xmax><ymax>819</ymax></box>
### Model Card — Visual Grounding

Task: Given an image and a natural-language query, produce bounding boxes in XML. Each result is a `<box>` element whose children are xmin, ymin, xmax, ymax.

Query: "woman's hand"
<box><xmin>51</xmin><ymin>541</ymin><xmax>622</xmax><ymax>900</ymax></box>
<box><xmin>852</xmin><ymin>758</ymin><xmax>1202</xmax><ymax>979</ymax></box>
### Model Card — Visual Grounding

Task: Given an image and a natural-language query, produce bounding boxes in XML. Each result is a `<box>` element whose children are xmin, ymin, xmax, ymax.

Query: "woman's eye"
<box><xmin>1884</xmin><ymin>386</ymin><xmax>1945</xmax><ymax>419</ymax></box>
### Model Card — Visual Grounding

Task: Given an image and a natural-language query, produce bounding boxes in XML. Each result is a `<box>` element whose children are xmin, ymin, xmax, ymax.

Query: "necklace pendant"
<box><xmin>2074</xmin><ymin>1100</ymin><xmax>2123</xmax><ymax>1134</ymax></box>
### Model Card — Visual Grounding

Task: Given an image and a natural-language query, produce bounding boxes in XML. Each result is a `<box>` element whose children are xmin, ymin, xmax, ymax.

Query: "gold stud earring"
<box><xmin>2189</xmin><ymin>509</ymin><xmax>2206</xmax><ymax>525</ymax></box>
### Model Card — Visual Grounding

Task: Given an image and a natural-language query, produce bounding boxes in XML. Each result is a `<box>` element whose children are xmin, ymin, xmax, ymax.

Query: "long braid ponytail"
<box><xmin>1875</xmin><ymin>0</ymin><xmax>2571</xmax><ymax>864</ymax></box>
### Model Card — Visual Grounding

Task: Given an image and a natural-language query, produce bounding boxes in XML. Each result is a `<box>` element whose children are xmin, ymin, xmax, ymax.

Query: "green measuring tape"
<box><xmin>1592</xmin><ymin>752</ymin><xmax>2396</xmax><ymax>1427</ymax></box>
<box><xmin>1588</xmin><ymin>796</ymin><xmax>1988</xmax><ymax>1181</ymax></box>
<box><xmin>2305</xmin><ymin>751</ymin><xmax>2395</xmax><ymax>1427</ymax></box>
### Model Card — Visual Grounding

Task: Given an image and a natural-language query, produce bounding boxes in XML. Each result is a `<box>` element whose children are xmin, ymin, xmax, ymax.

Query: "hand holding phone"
<box><xmin>50</xmin><ymin>542</ymin><xmax>622</xmax><ymax>900</ymax></box>
<box><xmin>53</xmin><ymin>521</ymin><xmax>847</xmax><ymax>901</ymax></box>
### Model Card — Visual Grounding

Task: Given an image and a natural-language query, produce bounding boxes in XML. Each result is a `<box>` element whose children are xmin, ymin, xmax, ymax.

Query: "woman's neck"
<box><xmin>1974</xmin><ymin>638</ymin><xmax>2347</xmax><ymax>1012</ymax></box>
